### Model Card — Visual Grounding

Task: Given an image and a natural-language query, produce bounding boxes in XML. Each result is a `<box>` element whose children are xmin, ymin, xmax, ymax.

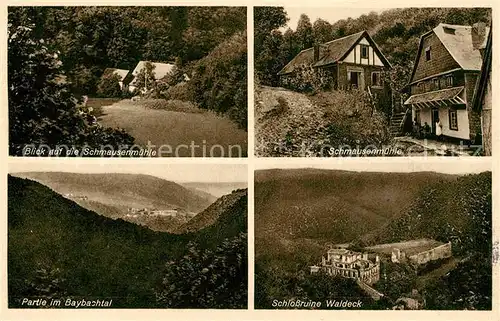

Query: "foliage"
<box><xmin>255</xmin><ymin>264</ymin><xmax>380</xmax><ymax>309</ymax></box>
<box><xmin>255</xmin><ymin>7</ymin><xmax>491</xmax><ymax>89</ymax></box>
<box><xmin>97</xmin><ymin>70</ymin><xmax>122</xmax><ymax>98</ymax></box>
<box><xmin>187</xmin><ymin>31</ymin><xmax>247</xmax><ymax>130</ymax></box>
<box><xmin>254</xmin><ymin>7</ymin><xmax>290</xmax><ymax>86</ymax></box>
<box><xmin>9</xmin><ymin>176</ymin><xmax>247</xmax><ymax>308</ymax></box>
<box><xmin>156</xmin><ymin>233</ymin><xmax>247</xmax><ymax>308</ymax></box>
<box><xmin>8</xmin><ymin>21</ymin><xmax>135</xmax><ymax>155</ymax></box>
<box><xmin>280</xmin><ymin>64</ymin><xmax>334</xmax><ymax>93</ymax></box>
<box><xmin>425</xmin><ymin>253</ymin><xmax>491</xmax><ymax>310</ymax></box>
<box><xmin>372</xmin><ymin>172</ymin><xmax>492</xmax><ymax>256</ymax></box>
<box><xmin>9</xmin><ymin>6</ymin><xmax>246</xmax><ymax>95</ymax></box>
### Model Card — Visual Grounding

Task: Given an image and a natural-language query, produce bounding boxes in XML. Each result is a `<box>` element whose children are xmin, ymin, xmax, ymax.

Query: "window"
<box><xmin>449</xmin><ymin>109</ymin><xmax>458</xmax><ymax>130</ymax></box>
<box><xmin>425</xmin><ymin>46</ymin><xmax>431</xmax><ymax>61</ymax></box>
<box><xmin>445</xmin><ymin>75</ymin><xmax>453</xmax><ymax>88</ymax></box>
<box><xmin>415</xmin><ymin>110</ymin><xmax>421</xmax><ymax>124</ymax></box>
<box><xmin>361</xmin><ymin>45</ymin><xmax>369</xmax><ymax>59</ymax></box>
<box><xmin>433</xmin><ymin>78</ymin><xmax>440</xmax><ymax>90</ymax></box>
<box><xmin>417</xmin><ymin>82</ymin><xmax>424</xmax><ymax>93</ymax></box>
<box><xmin>371</xmin><ymin>72</ymin><xmax>382</xmax><ymax>87</ymax></box>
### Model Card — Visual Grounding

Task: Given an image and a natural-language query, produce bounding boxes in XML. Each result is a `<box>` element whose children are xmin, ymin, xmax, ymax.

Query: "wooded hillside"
<box><xmin>255</xmin><ymin>7</ymin><xmax>492</xmax><ymax>90</ymax></box>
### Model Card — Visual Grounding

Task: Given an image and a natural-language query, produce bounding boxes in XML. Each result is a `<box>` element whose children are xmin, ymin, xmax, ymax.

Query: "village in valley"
<box><xmin>255</xmin><ymin>7</ymin><xmax>492</xmax><ymax>157</ymax></box>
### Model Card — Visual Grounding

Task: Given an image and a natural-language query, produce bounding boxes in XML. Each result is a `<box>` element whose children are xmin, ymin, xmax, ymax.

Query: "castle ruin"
<box><xmin>310</xmin><ymin>248</ymin><xmax>380</xmax><ymax>284</ymax></box>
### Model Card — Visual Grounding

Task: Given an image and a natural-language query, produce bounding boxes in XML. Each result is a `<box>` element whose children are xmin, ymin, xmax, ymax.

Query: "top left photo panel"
<box><xmin>8</xmin><ymin>6</ymin><xmax>248</xmax><ymax>157</ymax></box>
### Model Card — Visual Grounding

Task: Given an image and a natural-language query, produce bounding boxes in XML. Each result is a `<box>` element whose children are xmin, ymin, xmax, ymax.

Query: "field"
<box><xmin>97</xmin><ymin>99</ymin><xmax>247</xmax><ymax>157</ymax></box>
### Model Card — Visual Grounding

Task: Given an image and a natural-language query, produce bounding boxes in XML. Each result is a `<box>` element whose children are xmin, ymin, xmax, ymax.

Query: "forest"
<box><xmin>8</xmin><ymin>7</ymin><xmax>247</xmax><ymax>155</ymax></box>
<box><xmin>255</xmin><ymin>7</ymin><xmax>492</xmax><ymax>91</ymax></box>
<box><xmin>254</xmin><ymin>170</ymin><xmax>492</xmax><ymax>310</ymax></box>
<box><xmin>8</xmin><ymin>175</ymin><xmax>248</xmax><ymax>308</ymax></box>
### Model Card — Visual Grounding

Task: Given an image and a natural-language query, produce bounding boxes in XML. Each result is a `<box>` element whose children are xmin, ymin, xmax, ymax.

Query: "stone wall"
<box><xmin>409</xmin><ymin>242</ymin><xmax>452</xmax><ymax>265</ymax></box>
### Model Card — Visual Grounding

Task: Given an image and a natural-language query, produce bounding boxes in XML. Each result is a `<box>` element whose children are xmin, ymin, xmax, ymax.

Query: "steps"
<box><xmin>389</xmin><ymin>112</ymin><xmax>406</xmax><ymax>136</ymax></box>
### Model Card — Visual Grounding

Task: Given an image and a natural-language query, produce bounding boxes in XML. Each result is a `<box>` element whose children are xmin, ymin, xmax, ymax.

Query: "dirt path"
<box><xmin>99</xmin><ymin>101</ymin><xmax>247</xmax><ymax>157</ymax></box>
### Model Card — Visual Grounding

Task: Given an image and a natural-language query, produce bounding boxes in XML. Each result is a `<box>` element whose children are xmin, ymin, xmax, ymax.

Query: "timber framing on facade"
<box><xmin>278</xmin><ymin>30</ymin><xmax>392</xmax><ymax>93</ymax></box>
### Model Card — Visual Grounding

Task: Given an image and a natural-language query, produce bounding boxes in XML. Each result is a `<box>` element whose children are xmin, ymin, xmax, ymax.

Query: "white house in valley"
<box><xmin>127</xmin><ymin>61</ymin><xmax>175</xmax><ymax>93</ymax></box>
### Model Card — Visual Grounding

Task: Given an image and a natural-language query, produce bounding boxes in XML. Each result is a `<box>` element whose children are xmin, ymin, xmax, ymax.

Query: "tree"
<box><xmin>312</xmin><ymin>18</ymin><xmax>333</xmax><ymax>44</ymax></box>
<box><xmin>156</xmin><ymin>233</ymin><xmax>247</xmax><ymax>308</ymax></box>
<box><xmin>295</xmin><ymin>14</ymin><xmax>314</xmax><ymax>49</ymax></box>
<box><xmin>97</xmin><ymin>70</ymin><xmax>122</xmax><ymax>98</ymax></box>
<box><xmin>134</xmin><ymin>62</ymin><xmax>157</xmax><ymax>94</ymax></box>
<box><xmin>8</xmin><ymin>17</ymin><xmax>134</xmax><ymax>155</ymax></box>
<box><xmin>254</xmin><ymin>7</ymin><xmax>289</xmax><ymax>86</ymax></box>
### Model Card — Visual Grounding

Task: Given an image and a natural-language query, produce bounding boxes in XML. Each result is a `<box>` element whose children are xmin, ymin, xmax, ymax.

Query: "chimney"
<box><xmin>472</xmin><ymin>22</ymin><xmax>487</xmax><ymax>51</ymax></box>
<box><xmin>313</xmin><ymin>44</ymin><xmax>320</xmax><ymax>62</ymax></box>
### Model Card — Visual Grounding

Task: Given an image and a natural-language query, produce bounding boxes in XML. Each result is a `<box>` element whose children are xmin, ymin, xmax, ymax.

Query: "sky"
<box><xmin>283</xmin><ymin>7</ymin><xmax>386</xmax><ymax>31</ymax></box>
<box><xmin>8</xmin><ymin>159</ymin><xmax>247</xmax><ymax>183</ymax></box>
<box><xmin>255</xmin><ymin>159</ymin><xmax>492</xmax><ymax>174</ymax></box>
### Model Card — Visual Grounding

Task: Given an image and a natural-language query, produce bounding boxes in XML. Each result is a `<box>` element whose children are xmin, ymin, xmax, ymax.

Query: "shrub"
<box><xmin>164</xmin><ymin>82</ymin><xmax>192</xmax><ymax>101</ymax></box>
<box><xmin>8</xmin><ymin>20</ymin><xmax>135</xmax><ymax>155</ymax></box>
<box><xmin>187</xmin><ymin>31</ymin><xmax>247</xmax><ymax>130</ymax></box>
<box><xmin>156</xmin><ymin>233</ymin><xmax>247</xmax><ymax>308</ymax></box>
<box><xmin>97</xmin><ymin>70</ymin><xmax>122</xmax><ymax>98</ymax></box>
<box><xmin>280</xmin><ymin>64</ymin><xmax>334</xmax><ymax>93</ymax></box>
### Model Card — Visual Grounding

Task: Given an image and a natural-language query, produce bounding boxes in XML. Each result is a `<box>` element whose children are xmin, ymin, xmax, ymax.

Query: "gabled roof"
<box><xmin>409</xmin><ymin>23</ymin><xmax>490</xmax><ymax>83</ymax></box>
<box><xmin>436</xmin><ymin>23</ymin><xmax>489</xmax><ymax>70</ymax></box>
<box><xmin>130</xmin><ymin>61</ymin><xmax>175</xmax><ymax>84</ymax></box>
<box><xmin>103</xmin><ymin>68</ymin><xmax>130</xmax><ymax>82</ymax></box>
<box><xmin>278</xmin><ymin>30</ymin><xmax>391</xmax><ymax>75</ymax></box>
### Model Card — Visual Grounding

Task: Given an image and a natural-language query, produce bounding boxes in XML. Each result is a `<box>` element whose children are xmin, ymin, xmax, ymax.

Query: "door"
<box><xmin>431</xmin><ymin>108</ymin><xmax>439</xmax><ymax>135</ymax></box>
<box><xmin>348</xmin><ymin>71</ymin><xmax>365</xmax><ymax>89</ymax></box>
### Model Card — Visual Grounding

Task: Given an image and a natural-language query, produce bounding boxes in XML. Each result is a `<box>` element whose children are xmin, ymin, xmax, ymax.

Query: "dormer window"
<box><xmin>444</xmin><ymin>27</ymin><xmax>456</xmax><ymax>35</ymax></box>
<box><xmin>361</xmin><ymin>45</ymin><xmax>369</xmax><ymax>59</ymax></box>
<box><xmin>425</xmin><ymin>46</ymin><xmax>431</xmax><ymax>61</ymax></box>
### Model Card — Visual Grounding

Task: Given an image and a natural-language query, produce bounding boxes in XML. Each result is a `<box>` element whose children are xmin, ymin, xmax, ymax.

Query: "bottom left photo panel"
<box><xmin>7</xmin><ymin>159</ymin><xmax>248</xmax><ymax>309</ymax></box>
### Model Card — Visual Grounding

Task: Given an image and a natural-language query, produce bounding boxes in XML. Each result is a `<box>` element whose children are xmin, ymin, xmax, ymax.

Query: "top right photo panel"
<box><xmin>254</xmin><ymin>7</ymin><xmax>492</xmax><ymax>157</ymax></box>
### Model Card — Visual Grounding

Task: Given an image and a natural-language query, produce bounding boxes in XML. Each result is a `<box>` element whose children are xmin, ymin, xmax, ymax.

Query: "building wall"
<box><xmin>342</xmin><ymin>37</ymin><xmax>385</xmax><ymax>67</ymax></box>
<box><xmin>412</xmin><ymin>105</ymin><xmax>470</xmax><ymax>140</ymax></box>
<box><xmin>482</xmin><ymin>74</ymin><xmax>492</xmax><ymax>155</ymax></box>
<box><xmin>337</xmin><ymin>62</ymin><xmax>386</xmax><ymax>90</ymax></box>
<box><xmin>412</xmin><ymin>32</ymin><xmax>461</xmax><ymax>82</ymax></box>
<box><xmin>410</xmin><ymin>71</ymin><xmax>465</xmax><ymax>95</ymax></box>
<box><xmin>464</xmin><ymin>72</ymin><xmax>482</xmax><ymax>142</ymax></box>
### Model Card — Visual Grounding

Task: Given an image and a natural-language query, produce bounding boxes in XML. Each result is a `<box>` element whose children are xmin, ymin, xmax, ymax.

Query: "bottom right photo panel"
<box><xmin>254</xmin><ymin>162</ymin><xmax>492</xmax><ymax>310</ymax></box>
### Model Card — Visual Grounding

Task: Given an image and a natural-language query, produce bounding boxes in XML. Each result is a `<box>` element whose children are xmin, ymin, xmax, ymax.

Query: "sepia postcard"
<box><xmin>0</xmin><ymin>1</ymin><xmax>499</xmax><ymax>321</ymax></box>
<box><xmin>254</xmin><ymin>6</ymin><xmax>492</xmax><ymax>157</ymax></box>
<box><xmin>6</xmin><ymin>160</ymin><xmax>248</xmax><ymax>309</ymax></box>
<box><xmin>7</xmin><ymin>6</ymin><xmax>248</xmax><ymax>157</ymax></box>
<box><xmin>254</xmin><ymin>162</ymin><xmax>492</xmax><ymax>310</ymax></box>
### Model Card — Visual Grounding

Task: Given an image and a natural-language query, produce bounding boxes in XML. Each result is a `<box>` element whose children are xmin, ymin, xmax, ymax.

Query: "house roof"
<box><xmin>313</xmin><ymin>31</ymin><xmax>367</xmax><ymax>67</ymax></box>
<box><xmin>409</xmin><ymin>23</ymin><xmax>490</xmax><ymax>83</ymax></box>
<box><xmin>404</xmin><ymin>86</ymin><xmax>465</xmax><ymax>106</ymax></box>
<box><xmin>103</xmin><ymin>68</ymin><xmax>130</xmax><ymax>82</ymax></box>
<box><xmin>130</xmin><ymin>61</ymin><xmax>175</xmax><ymax>84</ymax></box>
<box><xmin>278</xmin><ymin>30</ymin><xmax>391</xmax><ymax>75</ymax></box>
<box><xmin>435</xmin><ymin>23</ymin><xmax>489</xmax><ymax>71</ymax></box>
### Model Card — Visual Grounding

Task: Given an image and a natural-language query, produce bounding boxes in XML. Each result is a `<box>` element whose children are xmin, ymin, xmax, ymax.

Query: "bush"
<box><xmin>164</xmin><ymin>82</ymin><xmax>192</xmax><ymax>101</ymax></box>
<box><xmin>187</xmin><ymin>31</ymin><xmax>247</xmax><ymax>130</ymax></box>
<box><xmin>156</xmin><ymin>233</ymin><xmax>247</xmax><ymax>308</ymax></box>
<box><xmin>97</xmin><ymin>70</ymin><xmax>122</xmax><ymax>98</ymax></box>
<box><xmin>280</xmin><ymin>64</ymin><xmax>334</xmax><ymax>93</ymax></box>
